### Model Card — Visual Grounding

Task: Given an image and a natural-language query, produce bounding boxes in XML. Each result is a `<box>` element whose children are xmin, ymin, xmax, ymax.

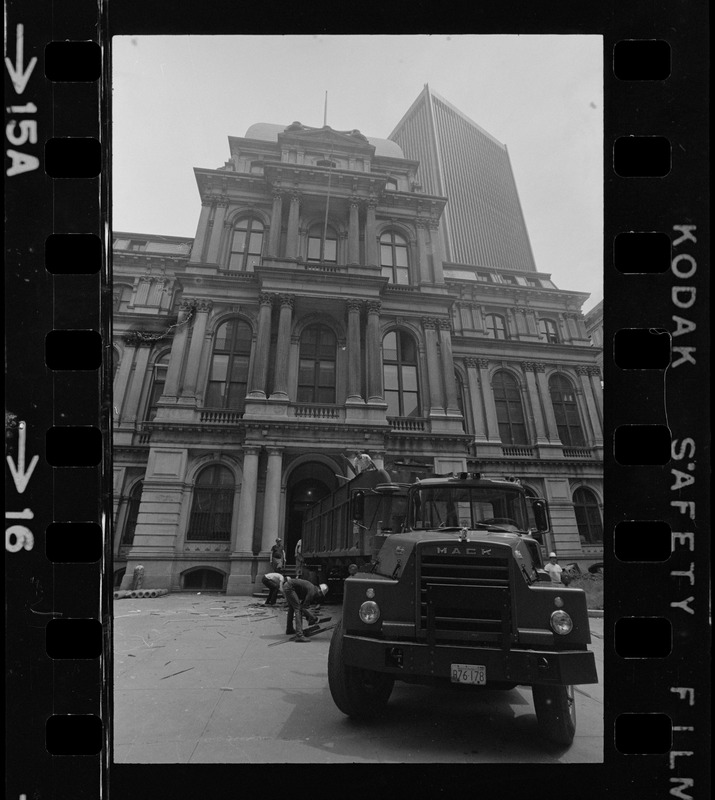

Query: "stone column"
<box><xmin>267</xmin><ymin>190</ymin><xmax>283</xmax><ymax>257</ymax></box>
<box><xmin>577</xmin><ymin>365</ymin><xmax>603</xmax><ymax>443</ymax></box>
<box><xmin>121</xmin><ymin>335</ymin><xmax>152</xmax><ymax>423</ymax></box>
<box><xmin>366</xmin><ymin>300</ymin><xmax>383</xmax><ymax>403</ymax></box>
<box><xmin>438</xmin><ymin>319</ymin><xmax>460</xmax><ymax>415</ymax></box>
<box><xmin>261</xmin><ymin>447</ymin><xmax>284</xmax><ymax>552</ymax></box>
<box><xmin>205</xmin><ymin>197</ymin><xmax>228</xmax><ymax>264</ymax></box>
<box><xmin>285</xmin><ymin>192</ymin><xmax>301</xmax><ymax>259</ymax></box>
<box><xmin>189</xmin><ymin>200</ymin><xmax>212</xmax><ymax>263</ymax></box>
<box><xmin>234</xmin><ymin>446</ymin><xmax>261</xmax><ymax>553</ymax></box>
<box><xmin>364</xmin><ymin>198</ymin><xmax>378</xmax><ymax>267</ymax></box>
<box><xmin>161</xmin><ymin>301</ymin><xmax>193</xmax><ymax>398</ymax></box>
<box><xmin>371</xmin><ymin>451</ymin><xmax>385</xmax><ymax>471</ymax></box>
<box><xmin>522</xmin><ymin>362</ymin><xmax>549</xmax><ymax>444</ymax></box>
<box><xmin>464</xmin><ymin>358</ymin><xmax>488</xmax><ymax>441</ymax></box>
<box><xmin>270</xmin><ymin>295</ymin><xmax>294</xmax><ymax>400</ymax></box>
<box><xmin>113</xmin><ymin>342</ymin><xmax>137</xmax><ymax>420</ymax></box>
<box><xmin>416</xmin><ymin>220</ymin><xmax>430</xmax><ymax>283</ymax></box>
<box><xmin>534</xmin><ymin>362</ymin><xmax>561</xmax><ymax>442</ymax></box>
<box><xmin>348</xmin><ymin>197</ymin><xmax>360</xmax><ymax>264</ymax></box>
<box><xmin>422</xmin><ymin>317</ymin><xmax>444</xmax><ymax>415</ymax></box>
<box><xmin>248</xmin><ymin>293</ymin><xmax>274</xmax><ymax>397</ymax></box>
<box><xmin>429</xmin><ymin>221</ymin><xmax>445</xmax><ymax>283</ymax></box>
<box><xmin>346</xmin><ymin>300</ymin><xmax>364</xmax><ymax>402</ymax></box>
<box><xmin>477</xmin><ymin>358</ymin><xmax>501</xmax><ymax>441</ymax></box>
<box><xmin>181</xmin><ymin>300</ymin><xmax>212</xmax><ymax>397</ymax></box>
<box><xmin>588</xmin><ymin>366</ymin><xmax>604</xmax><ymax>428</ymax></box>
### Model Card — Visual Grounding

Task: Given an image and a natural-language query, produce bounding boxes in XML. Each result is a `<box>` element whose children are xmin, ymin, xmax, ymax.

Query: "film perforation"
<box><xmin>613</xmin><ymin>40</ymin><xmax>672</xmax><ymax>82</ymax></box>
<box><xmin>615</xmin><ymin>616</ymin><xmax>673</xmax><ymax>658</ymax></box>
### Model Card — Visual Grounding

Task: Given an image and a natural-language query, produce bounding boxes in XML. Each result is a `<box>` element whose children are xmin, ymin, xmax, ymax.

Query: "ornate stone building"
<box><xmin>112</xmin><ymin>92</ymin><xmax>603</xmax><ymax>593</ymax></box>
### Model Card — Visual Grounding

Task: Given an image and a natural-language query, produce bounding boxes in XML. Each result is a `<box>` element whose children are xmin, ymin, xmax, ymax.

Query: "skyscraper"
<box><xmin>390</xmin><ymin>84</ymin><xmax>537</xmax><ymax>272</ymax></box>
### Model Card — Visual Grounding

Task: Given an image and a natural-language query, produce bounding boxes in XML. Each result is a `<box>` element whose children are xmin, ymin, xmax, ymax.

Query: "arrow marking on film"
<box><xmin>5</xmin><ymin>24</ymin><xmax>38</xmax><ymax>95</ymax></box>
<box><xmin>6</xmin><ymin>422</ymin><xmax>39</xmax><ymax>494</ymax></box>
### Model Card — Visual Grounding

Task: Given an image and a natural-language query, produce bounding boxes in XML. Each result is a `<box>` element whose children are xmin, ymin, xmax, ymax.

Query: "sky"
<box><xmin>112</xmin><ymin>35</ymin><xmax>603</xmax><ymax>312</ymax></box>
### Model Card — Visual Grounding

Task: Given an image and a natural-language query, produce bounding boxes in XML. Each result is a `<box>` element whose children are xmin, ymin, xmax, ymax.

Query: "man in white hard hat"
<box><xmin>282</xmin><ymin>577</ymin><xmax>330</xmax><ymax>642</ymax></box>
<box><xmin>544</xmin><ymin>552</ymin><xmax>563</xmax><ymax>583</ymax></box>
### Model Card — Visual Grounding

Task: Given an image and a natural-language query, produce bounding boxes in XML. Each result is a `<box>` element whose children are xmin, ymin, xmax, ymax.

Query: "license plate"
<box><xmin>451</xmin><ymin>663</ymin><xmax>486</xmax><ymax>685</ymax></box>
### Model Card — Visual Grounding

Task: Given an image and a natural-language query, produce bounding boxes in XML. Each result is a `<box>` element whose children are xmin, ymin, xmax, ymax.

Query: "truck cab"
<box><xmin>328</xmin><ymin>473</ymin><xmax>598</xmax><ymax>745</ymax></box>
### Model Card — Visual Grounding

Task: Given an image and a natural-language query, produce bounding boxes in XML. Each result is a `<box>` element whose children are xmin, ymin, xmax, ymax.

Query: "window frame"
<box><xmin>484</xmin><ymin>313</ymin><xmax>508</xmax><ymax>340</ymax></box>
<box><xmin>383</xmin><ymin>329</ymin><xmax>421</xmax><ymax>418</ymax></box>
<box><xmin>187</xmin><ymin>465</ymin><xmax>235</xmax><ymax>542</ymax></box>
<box><xmin>492</xmin><ymin>370</ymin><xmax>529</xmax><ymax>445</ymax></box>
<box><xmin>306</xmin><ymin>222</ymin><xmax>338</xmax><ymax>264</ymax></box>
<box><xmin>573</xmin><ymin>486</ymin><xmax>603</xmax><ymax>544</ymax></box>
<box><xmin>228</xmin><ymin>217</ymin><xmax>264</xmax><ymax>272</ymax></box>
<box><xmin>205</xmin><ymin>319</ymin><xmax>253</xmax><ymax>410</ymax></box>
<box><xmin>297</xmin><ymin>323</ymin><xmax>338</xmax><ymax>404</ymax></box>
<box><xmin>379</xmin><ymin>230</ymin><xmax>410</xmax><ymax>285</ymax></box>
<box><xmin>549</xmin><ymin>373</ymin><xmax>586</xmax><ymax>447</ymax></box>
<box><xmin>539</xmin><ymin>318</ymin><xmax>560</xmax><ymax>344</ymax></box>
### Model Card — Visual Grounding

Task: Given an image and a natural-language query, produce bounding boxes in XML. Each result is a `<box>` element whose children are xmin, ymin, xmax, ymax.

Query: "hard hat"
<box><xmin>549</xmin><ymin>552</ymin><xmax>557</xmax><ymax>558</ymax></box>
<box><xmin>318</xmin><ymin>583</ymin><xmax>329</xmax><ymax>596</ymax></box>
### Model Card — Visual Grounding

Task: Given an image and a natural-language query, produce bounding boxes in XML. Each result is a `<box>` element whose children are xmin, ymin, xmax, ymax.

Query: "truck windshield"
<box><xmin>409</xmin><ymin>485</ymin><xmax>528</xmax><ymax>531</ymax></box>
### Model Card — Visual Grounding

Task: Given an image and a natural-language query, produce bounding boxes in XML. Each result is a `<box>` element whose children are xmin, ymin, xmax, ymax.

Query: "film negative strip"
<box><xmin>3</xmin><ymin>1</ymin><xmax>709</xmax><ymax>798</ymax></box>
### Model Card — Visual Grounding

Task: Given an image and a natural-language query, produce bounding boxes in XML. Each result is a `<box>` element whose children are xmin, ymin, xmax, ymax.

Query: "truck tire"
<box><xmin>532</xmin><ymin>684</ymin><xmax>576</xmax><ymax>745</ymax></box>
<box><xmin>328</xmin><ymin>619</ymin><xmax>394</xmax><ymax>718</ymax></box>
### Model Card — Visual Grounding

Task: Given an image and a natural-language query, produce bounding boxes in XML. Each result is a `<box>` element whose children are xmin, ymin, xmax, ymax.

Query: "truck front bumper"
<box><xmin>342</xmin><ymin>634</ymin><xmax>598</xmax><ymax>686</ymax></box>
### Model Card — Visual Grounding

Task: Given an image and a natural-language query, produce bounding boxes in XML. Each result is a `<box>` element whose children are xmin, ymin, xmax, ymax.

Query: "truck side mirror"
<box><xmin>531</xmin><ymin>499</ymin><xmax>551</xmax><ymax>533</ymax></box>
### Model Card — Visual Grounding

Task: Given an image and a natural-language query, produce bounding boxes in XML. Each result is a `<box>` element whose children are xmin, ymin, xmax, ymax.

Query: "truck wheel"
<box><xmin>328</xmin><ymin>619</ymin><xmax>394</xmax><ymax>718</ymax></box>
<box><xmin>532</xmin><ymin>684</ymin><xmax>576</xmax><ymax>745</ymax></box>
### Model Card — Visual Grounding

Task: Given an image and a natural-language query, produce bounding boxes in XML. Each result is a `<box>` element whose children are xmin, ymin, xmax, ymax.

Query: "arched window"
<box><xmin>380</xmin><ymin>231</ymin><xmax>410</xmax><ymax>284</ymax></box>
<box><xmin>113</xmin><ymin>283</ymin><xmax>133</xmax><ymax>312</ymax></box>
<box><xmin>492</xmin><ymin>371</ymin><xmax>528</xmax><ymax>445</ymax></box>
<box><xmin>145</xmin><ymin>351</ymin><xmax>171</xmax><ymax>420</ymax></box>
<box><xmin>297</xmin><ymin>324</ymin><xmax>337</xmax><ymax>403</ymax></box>
<box><xmin>121</xmin><ymin>480</ymin><xmax>143</xmax><ymax>546</ymax></box>
<box><xmin>484</xmin><ymin>313</ymin><xmax>508</xmax><ymax>339</ymax></box>
<box><xmin>307</xmin><ymin>223</ymin><xmax>338</xmax><ymax>263</ymax></box>
<box><xmin>539</xmin><ymin>318</ymin><xmax>559</xmax><ymax>344</ymax></box>
<box><xmin>228</xmin><ymin>217</ymin><xmax>264</xmax><ymax>271</ymax></box>
<box><xmin>206</xmin><ymin>319</ymin><xmax>252</xmax><ymax>410</ymax></box>
<box><xmin>573</xmin><ymin>487</ymin><xmax>603</xmax><ymax>544</ymax></box>
<box><xmin>187</xmin><ymin>465</ymin><xmax>235</xmax><ymax>541</ymax></box>
<box><xmin>383</xmin><ymin>330</ymin><xmax>420</xmax><ymax>417</ymax></box>
<box><xmin>549</xmin><ymin>374</ymin><xmax>585</xmax><ymax>446</ymax></box>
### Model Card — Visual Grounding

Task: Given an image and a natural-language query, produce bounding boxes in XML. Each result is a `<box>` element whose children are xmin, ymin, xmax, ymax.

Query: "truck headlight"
<box><xmin>550</xmin><ymin>610</ymin><xmax>573</xmax><ymax>635</ymax></box>
<box><xmin>359</xmin><ymin>601</ymin><xmax>381</xmax><ymax>624</ymax></box>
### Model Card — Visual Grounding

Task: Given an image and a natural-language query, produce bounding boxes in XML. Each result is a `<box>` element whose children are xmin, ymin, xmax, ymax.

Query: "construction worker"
<box><xmin>283</xmin><ymin>578</ymin><xmax>329</xmax><ymax>642</ymax></box>
<box><xmin>261</xmin><ymin>571</ymin><xmax>285</xmax><ymax>606</ymax></box>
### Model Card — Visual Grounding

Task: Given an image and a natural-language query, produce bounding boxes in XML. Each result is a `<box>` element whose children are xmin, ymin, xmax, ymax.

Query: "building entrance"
<box><xmin>284</xmin><ymin>462</ymin><xmax>336</xmax><ymax>566</ymax></box>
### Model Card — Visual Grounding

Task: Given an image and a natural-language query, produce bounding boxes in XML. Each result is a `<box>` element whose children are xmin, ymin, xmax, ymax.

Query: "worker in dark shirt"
<box><xmin>283</xmin><ymin>578</ymin><xmax>329</xmax><ymax>641</ymax></box>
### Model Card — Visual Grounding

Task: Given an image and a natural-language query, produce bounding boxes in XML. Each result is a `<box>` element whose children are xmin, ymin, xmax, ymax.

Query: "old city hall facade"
<box><xmin>112</xmin><ymin>86</ymin><xmax>604</xmax><ymax>594</ymax></box>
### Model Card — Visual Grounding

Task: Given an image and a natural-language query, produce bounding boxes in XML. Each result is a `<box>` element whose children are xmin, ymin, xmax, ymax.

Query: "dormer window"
<box><xmin>128</xmin><ymin>239</ymin><xmax>147</xmax><ymax>251</ymax></box>
<box><xmin>385</xmin><ymin>178</ymin><xmax>398</xmax><ymax>190</ymax></box>
<box><xmin>316</xmin><ymin>158</ymin><xmax>336</xmax><ymax>168</ymax></box>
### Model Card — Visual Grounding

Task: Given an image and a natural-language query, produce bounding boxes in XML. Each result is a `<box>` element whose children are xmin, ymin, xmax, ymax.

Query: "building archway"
<box><xmin>284</xmin><ymin>461</ymin><xmax>336</xmax><ymax>565</ymax></box>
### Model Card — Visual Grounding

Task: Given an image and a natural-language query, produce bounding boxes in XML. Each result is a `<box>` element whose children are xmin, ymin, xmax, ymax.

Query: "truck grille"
<box><xmin>418</xmin><ymin>549</ymin><xmax>512</xmax><ymax>644</ymax></box>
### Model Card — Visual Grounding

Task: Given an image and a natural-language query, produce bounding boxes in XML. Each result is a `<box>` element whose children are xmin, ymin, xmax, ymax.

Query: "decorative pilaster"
<box><xmin>521</xmin><ymin>361</ymin><xmax>549</xmax><ymax>444</ymax></box>
<box><xmin>113</xmin><ymin>342</ymin><xmax>137</xmax><ymax>421</ymax></box>
<box><xmin>438</xmin><ymin>319</ymin><xmax>460</xmax><ymax>415</ymax></box>
<box><xmin>421</xmin><ymin>317</ymin><xmax>444</xmax><ymax>415</ymax></box>
<box><xmin>161</xmin><ymin>301</ymin><xmax>193</xmax><ymax>398</ymax></box>
<box><xmin>267</xmin><ymin>190</ymin><xmax>284</xmax><ymax>257</ymax></box>
<box><xmin>189</xmin><ymin>200</ymin><xmax>212</xmax><ymax>263</ymax></box>
<box><xmin>206</xmin><ymin>197</ymin><xmax>229</xmax><ymax>263</ymax></box>
<box><xmin>428</xmin><ymin>220</ymin><xmax>445</xmax><ymax>283</ymax></box>
<box><xmin>416</xmin><ymin>220</ymin><xmax>431</xmax><ymax>283</ymax></box>
<box><xmin>120</xmin><ymin>336</ymin><xmax>153</xmax><ymax>423</ymax></box>
<box><xmin>348</xmin><ymin>197</ymin><xmax>360</xmax><ymax>264</ymax></box>
<box><xmin>464</xmin><ymin>357</ymin><xmax>488</xmax><ymax>441</ymax></box>
<box><xmin>247</xmin><ymin>293</ymin><xmax>273</xmax><ymax>398</ymax></box>
<box><xmin>234</xmin><ymin>446</ymin><xmax>261</xmax><ymax>554</ymax></box>
<box><xmin>346</xmin><ymin>300</ymin><xmax>364</xmax><ymax>402</ymax></box>
<box><xmin>477</xmin><ymin>358</ymin><xmax>501</xmax><ymax>441</ymax></box>
<box><xmin>534</xmin><ymin>362</ymin><xmax>561</xmax><ymax>442</ymax></box>
<box><xmin>261</xmin><ymin>447</ymin><xmax>284</xmax><ymax>552</ymax></box>
<box><xmin>366</xmin><ymin>301</ymin><xmax>383</xmax><ymax>403</ymax></box>
<box><xmin>364</xmin><ymin>198</ymin><xmax>378</xmax><ymax>267</ymax></box>
<box><xmin>577</xmin><ymin>365</ymin><xmax>603</xmax><ymax>443</ymax></box>
<box><xmin>270</xmin><ymin>295</ymin><xmax>294</xmax><ymax>400</ymax></box>
<box><xmin>285</xmin><ymin>192</ymin><xmax>301</xmax><ymax>259</ymax></box>
<box><xmin>588</xmin><ymin>366</ymin><xmax>604</xmax><ymax>428</ymax></box>
<box><xmin>181</xmin><ymin>300</ymin><xmax>213</xmax><ymax>397</ymax></box>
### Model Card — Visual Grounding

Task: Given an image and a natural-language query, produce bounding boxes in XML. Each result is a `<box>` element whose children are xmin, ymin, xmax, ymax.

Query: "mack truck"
<box><xmin>305</xmin><ymin>469</ymin><xmax>598</xmax><ymax>745</ymax></box>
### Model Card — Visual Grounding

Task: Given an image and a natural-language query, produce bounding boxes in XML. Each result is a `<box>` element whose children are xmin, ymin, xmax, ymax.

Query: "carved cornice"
<box><xmin>464</xmin><ymin>357</ymin><xmax>479</xmax><ymax>368</ymax></box>
<box><xmin>421</xmin><ymin>317</ymin><xmax>438</xmax><ymax>330</ymax></box>
<box><xmin>437</xmin><ymin>318</ymin><xmax>452</xmax><ymax>332</ymax></box>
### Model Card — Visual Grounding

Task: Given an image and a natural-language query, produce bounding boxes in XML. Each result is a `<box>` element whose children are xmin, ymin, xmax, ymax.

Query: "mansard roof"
<box><xmin>245</xmin><ymin>122</ymin><xmax>405</xmax><ymax>159</ymax></box>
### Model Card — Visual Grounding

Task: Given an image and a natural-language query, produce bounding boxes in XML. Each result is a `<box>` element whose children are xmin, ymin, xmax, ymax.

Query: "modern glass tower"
<box><xmin>390</xmin><ymin>84</ymin><xmax>538</xmax><ymax>273</ymax></box>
